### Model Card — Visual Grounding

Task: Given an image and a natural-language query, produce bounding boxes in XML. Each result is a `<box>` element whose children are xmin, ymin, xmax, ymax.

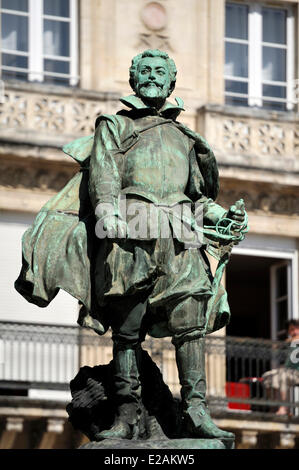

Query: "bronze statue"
<box><xmin>15</xmin><ymin>49</ymin><xmax>248</xmax><ymax>445</ymax></box>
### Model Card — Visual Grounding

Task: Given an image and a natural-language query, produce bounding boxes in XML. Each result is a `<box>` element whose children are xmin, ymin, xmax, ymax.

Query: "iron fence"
<box><xmin>0</xmin><ymin>321</ymin><xmax>298</xmax><ymax>419</ymax></box>
<box><xmin>0</xmin><ymin>322</ymin><xmax>79</xmax><ymax>385</ymax></box>
<box><xmin>206</xmin><ymin>335</ymin><xmax>299</xmax><ymax>417</ymax></box>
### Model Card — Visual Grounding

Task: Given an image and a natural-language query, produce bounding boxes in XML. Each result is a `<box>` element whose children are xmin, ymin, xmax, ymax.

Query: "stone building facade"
<box><xmin>0</xmin><ymin>0</ymin><xmax>299</xmax><ymax>449</ymax></box>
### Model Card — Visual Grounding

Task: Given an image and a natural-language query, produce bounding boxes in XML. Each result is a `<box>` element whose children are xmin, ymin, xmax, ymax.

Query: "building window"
<box><xmin>0</xmin><ymin>0</ymin><xmax>78</xmax><ymax>86</ymax></box>
<box><xmin>270</xmin><ymin>261</ymin><xmax>292</xmax><ymax>340</ymax></box>
<box><xmin>225</xmin><ymin>2</ymin><xmax>294</xmax><ymax>111</ymax></box>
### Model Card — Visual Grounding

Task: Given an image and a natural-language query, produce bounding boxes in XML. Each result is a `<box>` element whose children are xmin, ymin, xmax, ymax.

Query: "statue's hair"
<box><xmin>129</xmin><ymin>49</ymin><xmax>177</xmax><ymax>94</ymax></box>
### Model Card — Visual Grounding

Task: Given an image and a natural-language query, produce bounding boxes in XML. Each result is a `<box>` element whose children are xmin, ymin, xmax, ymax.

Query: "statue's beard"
<box><xmin>137</xmin><ymin>82</ymin><xmax>169</xmax><ymax>104</ymax></box>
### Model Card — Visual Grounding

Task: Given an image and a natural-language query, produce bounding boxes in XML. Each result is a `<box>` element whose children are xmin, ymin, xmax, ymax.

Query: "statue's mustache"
<box><xmin>140</xmin><ymin>81</ymin><xmax>163</xmax><ymax>89</ymax></box>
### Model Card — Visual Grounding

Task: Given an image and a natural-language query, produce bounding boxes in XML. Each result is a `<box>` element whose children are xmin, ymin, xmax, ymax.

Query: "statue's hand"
<box><xmin>210</xmin><ymin>199</ymin><xmax>248</xmax><ymax>244</ymax></box>
<box><xmin>224</xmin><ymin>199</ymin><xmax>247</xmax><ymax>231</ymax></box>
<box><xmin>102</xmin><ymin>215</ymin><xmax>128</xmax><ymax>239</ymax></box>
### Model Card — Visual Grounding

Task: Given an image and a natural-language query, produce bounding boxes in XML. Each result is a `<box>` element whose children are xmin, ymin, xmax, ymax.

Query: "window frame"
<box><xmin>232</xmin><ymin>243</ymin><xmax>299</xmax><ymax>342</ymax></box>
<box><xmin>270</xmin><ymin>260</ymin><xmax>292</xmax><ymax>341</ymax></box>
<box><xmin>0</xmin><ymin>0</ymin><xmax>79</xmax><ymax>86</ymax></box>
<box><xmin>225</xmin><ymin>1</ymin><xmax>295</xmax><ymax>111</ymax></box>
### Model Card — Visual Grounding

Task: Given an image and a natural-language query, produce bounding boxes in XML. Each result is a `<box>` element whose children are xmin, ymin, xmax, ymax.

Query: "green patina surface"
<box><xmin>15</xmin><ymin>49</ymin><xmax>248</xmax><ymax>445</ymax></box>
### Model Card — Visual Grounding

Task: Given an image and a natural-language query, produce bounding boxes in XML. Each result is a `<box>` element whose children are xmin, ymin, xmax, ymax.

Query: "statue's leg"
<box><xmin>96</xmin><ymin>342</ymin><xmax>142</xmax><ymax>440</ymax></box>
<box><xmin>152</xmin><ymin>240</ymin><xmax>233</xmax><ymax>440</ymax></box>
<box><xmin>174</xmin><ymin>334</ymin><xmax>234</xmax><ymax>439</ymax></box>
<box><xmin>96</xmin><ymin>299</ymin><xmax>147</xmax><ymax>440</ymax></box>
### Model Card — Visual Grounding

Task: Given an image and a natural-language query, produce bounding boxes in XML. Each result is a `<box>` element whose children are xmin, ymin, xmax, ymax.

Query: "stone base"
<box><xmin>79</xmin><ymin>437</ymin><xmax>235</xmax><ymax>450</ymax></box>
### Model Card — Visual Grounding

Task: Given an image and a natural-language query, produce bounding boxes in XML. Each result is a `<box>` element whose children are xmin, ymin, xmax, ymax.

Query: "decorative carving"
<box><xmin>0</xmin><ymin>88</ymin><xmax>103</xmax><ymax>137</ymax></box>
<box><xmin>199</xmin><ymin>107</ymin><xmax>299</xmax><ymax>163</ymax></box>
<box><xmin>138</xmin><ymin>1</ymin><xmax>172</xmax><ymax>51</ymax></box>
<box><xmin>72</xmin><ymin>100</ymin><xmax>102</xmax><ymax>134</ymax></box>
<box><xmin>258</xmin><ymin>124</ymin><xmax>285</xmax><ymax>155</ymax></box>
<box><xmin>0</xmin><ymin>92</ymin><xmax>27</xmax><ymax>129</ymax></box>
<box><xmin>4</xmin><ymin>163</ymin><xmax>299</xmax><ymax>216</ymax></box>
<box><xmin>223</xmin><ymin>119</ymin><xmax>250</xmax><ymax>152</ymax></box>
<box><xmin>141</xmin><ymin>2</ymin><xmax>167</xmax><ymax>31</ymax></box>
<box><xmin>1</xmin><ymin>88</ymin><xmax>299</xmax><ymax>180</ymax></box>
<box><xmin>34</xmin><ymin>98</ymin><xmax>65</xmax><ymax>132</ymax></box>
<box><xmin>218</xmin><ymin>188</ymin><xmax>299</xmax><ymax>216</ymax></box>
<box><xmin>138</xmin><ymin>33</ymin><xmax>173</xmax><ymax>51</ymax></box>
<box><xmin>0</xmin><ymin>164</ymin><xmax>75</xmax><ymax>192</ymax></box>
<box><xmin>258</xmin><ymin>194</ymin><xmax>272</xmax><ymax>213</ymax></box>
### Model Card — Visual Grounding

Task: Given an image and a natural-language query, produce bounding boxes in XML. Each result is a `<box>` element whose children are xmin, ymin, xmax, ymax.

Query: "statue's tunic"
<box><xmin>88</xmin><ymin>96</ymin><xmax>227</xmax><ymax>344</ymax></box>
<box><xmin>122</xmin><ymin>117</ymin><xmax>191</xmax><ymax>203</ymax></box>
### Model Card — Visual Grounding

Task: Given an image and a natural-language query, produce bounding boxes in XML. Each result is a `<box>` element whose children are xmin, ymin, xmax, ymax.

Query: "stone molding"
<box><xmin>0</xmin><ymin>160</ymin><xmax>76</xmax><ymax>193</ymax></box>
<box><xmin>1</xmin><ymin>160</ymin><xmax>299</xmax><ymax>218</ymax></box>
<box><xmin>218</xmin><ymin>184</ymin><xmax>299</xmax><ymax>217</ymax></box>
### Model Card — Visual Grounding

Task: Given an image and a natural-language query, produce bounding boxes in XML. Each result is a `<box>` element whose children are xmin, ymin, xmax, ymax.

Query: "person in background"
<box><xmin>262</xmin><ymin>319</ymin><xmax>299</xmax><ymax>415</ymax></box>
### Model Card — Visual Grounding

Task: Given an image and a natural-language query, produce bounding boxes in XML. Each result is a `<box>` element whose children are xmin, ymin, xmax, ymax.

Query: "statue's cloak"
<box><xmin>15</xmin><ymin>107</ymin><xmax>231</xmax><ymax>337</ymax></box>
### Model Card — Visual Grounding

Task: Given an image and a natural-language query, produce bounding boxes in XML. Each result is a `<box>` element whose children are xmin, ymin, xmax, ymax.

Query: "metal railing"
<box><xmin>206</xmin><ymin>335</ymin><xmax>299</xmax><ymax>418</ymax></box>
<box><xmin>0</xmin><ymin>321</ymin><xmax>298</xmax><ymax>419</ymax></box>
<box><xmin>0</xmin><ymin>322</ymin><xmax>79</xmax><ymax>385</ymax></box>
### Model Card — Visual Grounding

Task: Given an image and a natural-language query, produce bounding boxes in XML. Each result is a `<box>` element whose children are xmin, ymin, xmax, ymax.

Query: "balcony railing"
<box><xmin>0</xmin><ymin>321</ymin><xmax>298</xmax><ymax>420</ymax></box>
<box><xmin>207</xmin><ymin>335</ymin><xmax>299</xmax><ymax>418</ymax></box>
<box><xmin>0</xmin><ymin>81</ymin><xmax>120</xmax><ymax>146</ymax></box>
<box><xmin>197</xmin><ymin>104</ymin><xmax>299</xmax><ymax>175</ymax></box>
<box><xmin>0</xmin><ymin>322</ymin><xmax>79</xmax><ymax>385</ymax></box>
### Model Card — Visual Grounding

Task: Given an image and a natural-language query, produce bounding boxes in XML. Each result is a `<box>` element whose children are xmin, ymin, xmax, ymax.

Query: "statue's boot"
<box><xmin>96</xmin><ymin>344</ymin><xmax>142</xmax><ymax>440</ymax></box>
<box><xmin>175</xmin><ymin>338</ymin><xmax>234</xmax><ymax>439</ymax></box>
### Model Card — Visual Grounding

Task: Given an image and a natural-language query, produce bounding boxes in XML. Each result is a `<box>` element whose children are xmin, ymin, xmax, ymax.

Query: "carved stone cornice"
<box><xmin>0</xmin><ymin>159</ymin><xmax>77</xmax><ymax>193</ymax></box>
<box><xmin>218</xmin><ymin>179</ymin><xmax>299</xmax><ymax>216</ymax></box>
<box><xmin>1</xmin><ymin>160</ymin><xmax>299</xmax><ymax>218</ymax></box>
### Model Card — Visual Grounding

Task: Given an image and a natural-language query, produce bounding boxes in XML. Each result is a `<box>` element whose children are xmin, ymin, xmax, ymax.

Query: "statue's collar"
<box><xmin>119</xmin><ymin>94</ymin><xmax>185</xmax><ymax>119</ymax></box>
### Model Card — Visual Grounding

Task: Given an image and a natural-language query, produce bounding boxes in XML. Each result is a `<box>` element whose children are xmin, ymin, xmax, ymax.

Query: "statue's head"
<box><xmin>129</xmin><ymin>49</ymin><xmax>177</xmax><ymax>107</ymax></box>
